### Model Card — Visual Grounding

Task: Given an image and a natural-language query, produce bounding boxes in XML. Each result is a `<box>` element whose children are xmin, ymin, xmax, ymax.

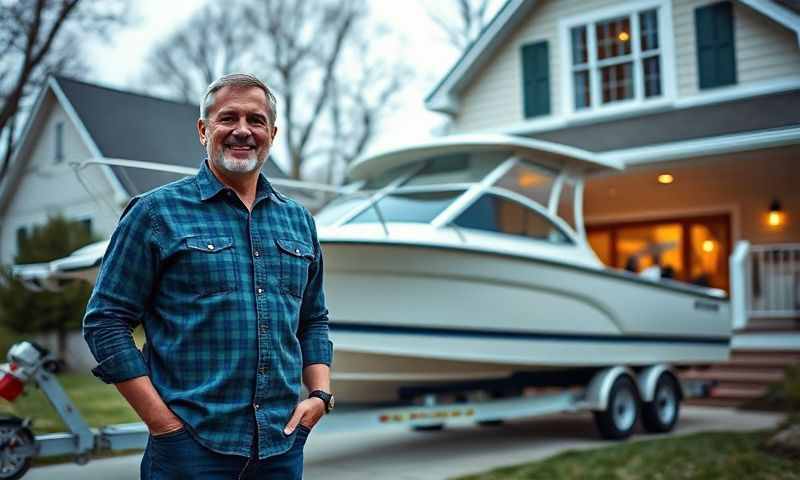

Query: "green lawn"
<box><xmin>454</xmin><ymin>430</ymin><xmax>800</xmax><ymax>480</ymax></box>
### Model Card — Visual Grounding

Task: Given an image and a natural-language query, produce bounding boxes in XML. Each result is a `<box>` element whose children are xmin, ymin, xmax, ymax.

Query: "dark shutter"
<box><xmin>695</xmin><ymin>1</ymin><xmax>736</xmax><ymax>89</ymax></box>
<box><xmin>521</xmin><ymin>41</ymin><xmax>550</xmax><ymax>118</ymax></box>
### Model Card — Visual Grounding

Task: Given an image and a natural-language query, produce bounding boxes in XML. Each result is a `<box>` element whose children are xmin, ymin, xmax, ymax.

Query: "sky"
<box><xmin>85</xmin><ymin>0</ymin><xmax>503</xmax><ymax>178</ymax></box>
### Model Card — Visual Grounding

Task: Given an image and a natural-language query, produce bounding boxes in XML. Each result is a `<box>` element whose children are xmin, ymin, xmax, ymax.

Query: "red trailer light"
<box><xmin>0</xmin><ymin>371</ymin><xmax>24</xmax><ymax>401</ymax></box>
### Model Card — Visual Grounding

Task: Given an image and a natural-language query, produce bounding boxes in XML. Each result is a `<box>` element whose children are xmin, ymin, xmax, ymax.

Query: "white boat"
<box><xmin>14</xmin><ymin>134</ymin><xmax>732</xmax><ymax>404</ymax></box>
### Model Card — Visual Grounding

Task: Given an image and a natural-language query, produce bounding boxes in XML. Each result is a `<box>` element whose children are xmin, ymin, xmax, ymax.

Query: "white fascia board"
<box><xmin>597</xmin><ymin>126</ymin><xmax>800</xmax><ymax>166</ymax></box>
<box><xmin>48</xmin><ymin>77</ymin><xmax>130</xmax><ymax>206</ymax></box>
<box><xmin>0</xmin><ymin>82</ymin><xmax>53</xmax><ymax>217</ymax></box>
<box><xmin>426</xmin><ymin>0</ymin><xmax>531</xmax><ymax>114</ymax></box>
<box><xmin>738</xmin><ymin>0</ymin><xmax>800</xmax><ymax>47</ymax></box>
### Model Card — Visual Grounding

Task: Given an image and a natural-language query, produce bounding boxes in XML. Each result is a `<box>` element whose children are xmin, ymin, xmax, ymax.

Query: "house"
<box><xmin>0</xmin><ymin>76</ymin><xmax>305</xmax><ymax>265</ymax></box>
<box><xmin>427</xmin><ymin>0</ymin><xmax>800</xmax><ymax>404</ymax></box>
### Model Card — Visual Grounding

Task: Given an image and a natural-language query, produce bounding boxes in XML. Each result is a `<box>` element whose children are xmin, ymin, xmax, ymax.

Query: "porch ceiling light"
<box><xmin>767</xmin><ymin>199</ymin><xmax>786</xmax><ymax>227</ymax></box>
<box><xmin>657</xmin><ymin>174</ymin><xmax>673</xmax><ymax>184</ymax></box>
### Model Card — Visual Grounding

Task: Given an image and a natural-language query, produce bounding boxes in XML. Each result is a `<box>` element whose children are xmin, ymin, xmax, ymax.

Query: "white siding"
<box><xmin>0</xmin><ymin>101</ymin><xmax>121</xmax><ymax>264</ymax></box>
<box><xmin>674</xmin><ymin>0</ymin><xmax>800</xmax><ymax>97</ymax></box>
<box><xmin>450</xmin><ymin>0</ymin><xmax>800</xmax><ymax>133</ymax></box>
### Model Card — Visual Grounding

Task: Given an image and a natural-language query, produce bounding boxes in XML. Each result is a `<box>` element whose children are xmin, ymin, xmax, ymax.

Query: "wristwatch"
<box><xmin>308</xmin><ymin>390</ymin><xmax>335</xmax><ymax>413</ymax></box>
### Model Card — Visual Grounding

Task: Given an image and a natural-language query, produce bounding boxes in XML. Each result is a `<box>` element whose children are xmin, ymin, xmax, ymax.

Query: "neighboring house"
<box><xmin>427</xmin><ymin>0</ymin><xmax>800</xmax><ymax>404</ymax></box>
<box><xmin>0</xmin><ymin>76</ymin><xmax>310</xmax><ymax>265</ymax></box>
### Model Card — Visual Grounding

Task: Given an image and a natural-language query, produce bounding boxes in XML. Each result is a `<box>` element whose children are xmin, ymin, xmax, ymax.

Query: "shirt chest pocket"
<box><xmin>183</xmin><ymin>236</ymin><xmax>238</xmax><ymax>297</ymax></box>
<box><xmin>275</xmin><ymin>239</ymin><xmax>315</xmax><ymax>298</ymax></box>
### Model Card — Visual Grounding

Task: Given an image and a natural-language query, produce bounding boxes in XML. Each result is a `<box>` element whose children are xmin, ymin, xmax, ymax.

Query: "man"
<box><xmin>83</xmin><ymin>73</ymin><xmax>333</xmax><ymax>479</ymax></box>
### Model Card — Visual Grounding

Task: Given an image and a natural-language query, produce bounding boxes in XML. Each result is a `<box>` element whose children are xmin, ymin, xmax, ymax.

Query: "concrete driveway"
<box><xmin>23</xmin><ymin>407</ymin><xmax>782</xmax><ymax>480</ymax></box>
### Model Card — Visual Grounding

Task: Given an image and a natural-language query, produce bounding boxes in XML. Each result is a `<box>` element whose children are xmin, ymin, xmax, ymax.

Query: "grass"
<box><xmin>454</xmin><ymin>430</ymin><xmax>800</xmax><ymax>480</ymax></box>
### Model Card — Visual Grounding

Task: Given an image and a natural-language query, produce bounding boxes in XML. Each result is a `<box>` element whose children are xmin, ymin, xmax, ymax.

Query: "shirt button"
<box><xmin>294</xmin><ymin>249</ymin><xmax>300</xmax><ymax>254</ymax></box>
<box><xmin>254</xmin><ymin>250</ymin><xmax>260</xmax><ymax>257</ymax></box>
<box><xmin>260</xmin><ymin>325</ymin><xmax>268</xmax><ymax>334</ymax></box>
<box><xmin>257</xmin><ymin>288</ymin><xmax>263</xmax><ymax>294</ymax></box>
<box><xmin>259</xmin><ymin>367</ymin><xmax>267</xmax><ymax>374</ymax></box>
<box><xmin>207</xmin><ymin>244</ymin><xmax>215</xmax><ymax>250</ymax></box>
<box><xmin>254</xmin><ymin>404</ymin><xmax>260</xmax><ymax>410</ymax></box>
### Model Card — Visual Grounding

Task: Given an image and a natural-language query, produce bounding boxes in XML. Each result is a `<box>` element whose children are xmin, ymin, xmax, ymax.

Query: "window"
<box><xmin>454</xmin><ymin>194</ymin><xmax>571</xmax><ymax>244</ymax></box>
<box><xmin>493</xmin><ymin>162</ymin><xmax>556</xmax><ymax>208</ymax></box>
<box><xmin>348</xmin><ymin>191</ymin><xmax>462</xmax><ymax>225</ymax></box>
<box><xmin>54</xmin><ymin>122</ymin><xmax>64</xmax><ymax>163</ymax></box>
<box><xmin>315</xmin><ymin>195</ymin><xmax>370</xmax><ymax>226</ymax></box>
<box><xmin>565</xmin><ymin>3</ymin><xmax>667</xmax><ymax>112</ymax></box>
<box><xmin>403</xmin><ymin>152</ymin><xmax>506</xmax><ymax>187</ymax></box>
<box><xmin>695</xmin><ymin>1</ymin><xmax>736</xmax><ymax>89</ymax></box>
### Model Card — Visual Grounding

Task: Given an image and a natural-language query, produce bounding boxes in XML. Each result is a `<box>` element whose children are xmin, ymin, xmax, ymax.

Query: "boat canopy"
<box><xmin>348</xmin><ymin>134</ymin><xmax>623</xmax><ymax>182</ymax></box>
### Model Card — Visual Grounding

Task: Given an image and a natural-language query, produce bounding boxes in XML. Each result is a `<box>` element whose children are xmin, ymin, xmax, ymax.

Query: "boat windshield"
<box><xmin>401</xmin><ymin>152</ymin><xmax>506</xmax><ymax>187</ymax></box>
<box><xmin>453</xmin><ymin>192</ymin><xmax>573</xmax><ymax>244</ymax></box>
<box><xmin>347</xmin><ymin>190</ymin><xmax>463</xmax><ymax>225</ymax></box>
<box><xmin>493</xmin><ymin>161</ymin><xmax>557</xmax><ymax>210</ymax></box>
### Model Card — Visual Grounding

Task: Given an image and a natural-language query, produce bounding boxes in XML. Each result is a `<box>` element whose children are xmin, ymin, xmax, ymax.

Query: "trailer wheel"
<box><xmin>593</xmin><ymin>375</ymin><xmax>639</xmax><ymax>440</ymax></box>
<box><xmin>0</xmin><ymin>421</ymin><xmax>33</xmax><ymax>480</ymax></box>
<box><xmin>641</xmin><ymin>373</ymin><xmax>681</xmax><ymax>433</ymax></box>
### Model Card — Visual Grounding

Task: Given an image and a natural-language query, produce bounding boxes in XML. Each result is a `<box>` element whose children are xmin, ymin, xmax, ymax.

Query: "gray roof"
<box><xmin>55</xmin><ymin>76</ymin><xmax>287</xmax><ymax>195</ymax></box>
<box><xmin>527</xmin><ymin>89</ymin><xmax>800</xmax><ymax>152</ymax></box>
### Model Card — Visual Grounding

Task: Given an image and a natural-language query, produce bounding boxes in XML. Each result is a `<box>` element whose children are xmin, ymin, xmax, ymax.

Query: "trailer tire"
<box><xmin>641</xmin><ymin>373</ymin><xmax>681</xmax><ymax>433</ymax></box>
<box><xmin>0</xmin><ymin>420</ymin><xmax>33</xmax><ymax>480</ymax></box>
<box><xmin>593</xmin><ymin>375</ymin><xmax>639</xmax><ymax>440</ymax></box>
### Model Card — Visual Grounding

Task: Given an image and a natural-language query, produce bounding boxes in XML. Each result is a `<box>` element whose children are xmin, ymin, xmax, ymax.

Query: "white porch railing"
<box><xmin>739</xmin><ymin>243</ymin><xmax>800</xmax><ymax>320</ymax></box>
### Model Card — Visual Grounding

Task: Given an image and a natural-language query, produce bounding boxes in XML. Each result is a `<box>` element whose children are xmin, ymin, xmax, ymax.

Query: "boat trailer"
<box><xmin>0</xmin><ymin>340</ymin><xmax>713</xmax><ymax>479</ymax></box>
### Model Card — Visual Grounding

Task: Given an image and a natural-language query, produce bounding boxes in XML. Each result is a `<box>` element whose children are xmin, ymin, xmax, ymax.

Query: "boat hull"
<box><xmin>321</xmin><ymin>240</ymin><xmax>731</xmax><ymax>403</ymax></box>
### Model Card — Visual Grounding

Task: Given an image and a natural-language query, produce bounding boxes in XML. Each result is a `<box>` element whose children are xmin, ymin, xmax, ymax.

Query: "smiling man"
<box><xmin>83</xmin><ymin>73</ymin><xmax>333</xmax><ymax>479</ymax></box>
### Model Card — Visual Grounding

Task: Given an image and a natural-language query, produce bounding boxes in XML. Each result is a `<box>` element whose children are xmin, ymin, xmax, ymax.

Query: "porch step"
<box><xmin>678</xmin><ymin>347</ymin><xmax>798</xmax><ymax>408</ymax></box>
<box><xmin>741</xmin><ymin>318</ymin><xmax>800</xmax><ymax>333</ymax></box>
<box><xmin>681</xmin><ymin>369</ymin><xmax>784</xmax><ymax>383</ymax></box>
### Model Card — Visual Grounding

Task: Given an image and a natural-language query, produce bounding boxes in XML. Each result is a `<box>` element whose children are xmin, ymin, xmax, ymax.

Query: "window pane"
<box><xmin>596</xmin><ymin>16</ymin><xmax>631</xmax><ymax>60</ymax></box>
<box><xmin>315</xmin><ymin>195</ymin><xmax>370</xmax><ymax>225</ymax></box>
<box><xmin>557</xmin><ymin>180</ymin><xmax>576</xmax><ymax>229</ymax></box>
<box><xmin>573</xmin><ymin>70</ymin><xmax>591</xmax><ymax>109</ymax></box>
<box><xmin>364</xmin><ymin>163</ymin><xmax>417</xmax><ymax>189</ymax></box>
<box><xmin>601</xmin><ymin>62</ymin><xmax>634</xmax><ymax>103</ymax></box>
<box><xmin>588</xmin><ymin>230</ymin><xmax>612</xmax><ymax>265</ymax></box>
<box><xmin>404</xmin><ymin>152</ymin><xmax>504</xmax><ymax>187</ymax></box>
<box><xmin>639</xmin><ymin>9</ymin><xmax>659</xmax><ymax>51</ymax></box>
<box><xmin>454</xmin><ymin>194</ymin><xmax>571</xmax><ymax>244</ymax></box>
<box><xmin>643</xmin><ymin>56</ymin><xmax>662</xmax><ymax>98</ymax></box>
<box><xmin>616</xmin><ymin>223</ymin><xmax>682</xmax><ymax>278</ymax></box>
<box><xmin>348</xmin><ymin>191</ymin><xmax>462</xmax><ymax>224</ymax></box>
<box><xmin>571</xmin><ymin>26</ymin><xmax>588</xmax><ymax>65</ymax></box>
<box><xmin>494</xmin><ymin>162</ymin><xmax>555</xmax><ymax>207</ymax></box>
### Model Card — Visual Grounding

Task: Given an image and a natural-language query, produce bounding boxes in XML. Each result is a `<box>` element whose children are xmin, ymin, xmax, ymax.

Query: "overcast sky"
<box><xmin>85</xmin><ymin>0</ymin><xmax>503</xmax><ymax>177</ymax></box>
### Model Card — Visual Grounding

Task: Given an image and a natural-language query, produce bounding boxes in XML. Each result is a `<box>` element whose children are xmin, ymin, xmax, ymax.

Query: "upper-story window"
<box><xmin>562</xmin><ymin>0</ymin><xmax>673</xmax><ymax>115</ymax></box>
<box><xmin>54</xmin><ymin>121</ymin><xmax>64</xmax><ymax>163</ymax></box>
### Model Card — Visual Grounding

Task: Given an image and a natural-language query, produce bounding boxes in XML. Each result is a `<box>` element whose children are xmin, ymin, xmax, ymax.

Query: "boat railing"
<box><xmin>741</xmin><ymin>242</ymin><xmax>800</xmax><ymax>321</ymax></box>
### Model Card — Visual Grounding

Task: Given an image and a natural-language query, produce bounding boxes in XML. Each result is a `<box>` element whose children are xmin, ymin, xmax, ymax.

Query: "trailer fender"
<box><xmin>584</xmin><ymin>366</ymin><xmax>636</xmax><ymax>411</ymax></box>
<box><xmin>637</xmin><ymin>365</ymin><xmax>682</xmax><ymax>403</ymax></box>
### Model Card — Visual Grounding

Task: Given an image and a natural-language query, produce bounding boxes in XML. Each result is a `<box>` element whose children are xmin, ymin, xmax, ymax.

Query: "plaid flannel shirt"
<box><xmin>83</xmin><ymin>159</ymin><xmax>332</xmax><ymax>459</ymax></box>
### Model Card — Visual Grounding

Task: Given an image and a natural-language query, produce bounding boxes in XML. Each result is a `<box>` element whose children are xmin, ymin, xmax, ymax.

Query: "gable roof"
<box><xmin>53</xmin><ymin>76</ymin><xmax>287</xmax><ymax>195</ymax></box>
<box><xmin>426</xmin><ymin>0</ymin><xmax>800</xmax><ymax>114</ymax></box>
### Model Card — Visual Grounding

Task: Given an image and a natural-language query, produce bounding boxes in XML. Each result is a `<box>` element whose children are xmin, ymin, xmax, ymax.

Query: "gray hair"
<box><xmin>200</xmin><ymin>73</ymin><xmax>277</xmax><ymax>126</ymax></box>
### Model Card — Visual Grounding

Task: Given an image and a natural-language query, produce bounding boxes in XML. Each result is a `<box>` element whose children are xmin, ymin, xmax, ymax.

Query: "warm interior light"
<box><xmin>518</xmin><ymin>172</ymin><xmax>543</xmax><ymax>188</ymax></box>
<box><xmin>618</xmin><ymin>31</ymin><xmax>630</xmax><ymax>42</ymax></box>
<box><xmin>767</xmin><ymin>199</ymin><xmax>786</xmax><ymax>227</ymax></box>
<box><xmin>702</xmin><ymin>240</ymin><xmax>715</xmax><ymax>253</ymax></box>
<box><xmin>657</xmin><ymin>174</ymin><xmax>674</xmax><ymax>184</ymax></box>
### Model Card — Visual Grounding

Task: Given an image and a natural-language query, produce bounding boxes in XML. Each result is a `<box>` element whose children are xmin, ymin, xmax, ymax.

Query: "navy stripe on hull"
<box><xmin>330</xmin><ymin>322</ymin><xmax>731</xmax><ymax>346</ymax></box>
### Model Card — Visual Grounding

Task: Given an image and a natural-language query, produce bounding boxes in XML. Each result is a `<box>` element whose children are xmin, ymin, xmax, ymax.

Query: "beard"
<box><xmin>207</xmin><ymin>140</ymin><xmax>266</xmax><ymax>175</ymax></box>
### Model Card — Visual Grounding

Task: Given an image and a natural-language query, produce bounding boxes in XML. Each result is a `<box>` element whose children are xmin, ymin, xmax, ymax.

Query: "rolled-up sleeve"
<box><xmin>297</xmin><ymin>210</ymin><xmax>332</xmax><ymax>367</ymax></box>
<box><xmin>83</xmin><ymin>196</ymin><xmax>161</xmax><ymax>384</ymax></box>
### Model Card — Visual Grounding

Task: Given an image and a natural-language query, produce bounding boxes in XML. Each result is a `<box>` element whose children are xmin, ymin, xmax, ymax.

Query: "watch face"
<box><xmin>329</xmin><ymin>395</ymin><xmax>335</xmax><ymax>410</ymax></box>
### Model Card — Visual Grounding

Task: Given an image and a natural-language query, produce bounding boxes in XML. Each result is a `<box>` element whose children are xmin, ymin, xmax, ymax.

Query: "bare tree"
<box><xmin>140</xmin><ymin>0</ymin><xmax>408</xmax><ymax>181</ymax></box>
<box><xmin>0</xmin><ymin>0</ymin><xmax>129</xmax><ymax>186</ymax></box>
<box><xmin>427</xmin><ymin>0</ymin><xmax>494</xmax><ymax>52</ymax></box>
<box><xmin>142</xmin><ymin>1</ymin><xmax>253</xmax><ymax>104</ymax></box>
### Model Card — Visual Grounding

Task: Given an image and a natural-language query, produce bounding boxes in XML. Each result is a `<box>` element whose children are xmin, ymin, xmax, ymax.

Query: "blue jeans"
<box><xmin>140</xmin><ymin>425</ymin><xmax>309</xmax><ymax>479</ymax></box>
